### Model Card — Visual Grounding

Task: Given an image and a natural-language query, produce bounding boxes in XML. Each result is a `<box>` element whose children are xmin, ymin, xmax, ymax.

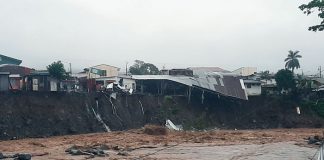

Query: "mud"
<box><xmin>0</xmin><ymin>128</ymin><xmax>322</xmax><ymax>159</ymax></box>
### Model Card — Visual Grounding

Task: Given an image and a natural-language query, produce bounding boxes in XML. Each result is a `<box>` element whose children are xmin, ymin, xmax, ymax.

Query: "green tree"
<box><xmin>284</xmin><ymin>50</ymin><xmax>302</xmax><ymax>73</ymax></box>
<box><xmin>260</xmin><ymin>70</ymin><xmax>272</xmax><ymax>84</ymax></box>
<box><xmin>129</xmin><ymin>60</ymin><xmax>160</xmax><ymax>75</ymax></box>
<box><xmin>47</xmin><ymin>61</ymin><xmax>68</xmax><ymax>80</ymax></box>
<box><xmin>299</xmin><ymin>0</ymin><xmax>324</xmax><ymax>31</ymax></box>
<box><xmin>275</xmin><ymin>69</ymin><xmax>296</xmax><ymax>91</ymax></box>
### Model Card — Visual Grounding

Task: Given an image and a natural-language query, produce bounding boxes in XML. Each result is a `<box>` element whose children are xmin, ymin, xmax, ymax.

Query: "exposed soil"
<box><xmin>0</xmin><ymin>128</ymin><xmax>322</xmax><ymax>159</ymax></box>
<box><xmin>0</xmin><ymin>92</ymin><xmax>324</xmax><ymax>141</ymax></box>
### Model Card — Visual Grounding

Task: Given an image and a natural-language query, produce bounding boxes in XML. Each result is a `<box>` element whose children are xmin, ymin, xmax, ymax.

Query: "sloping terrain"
<box><xmin>0</xmin><ymin>92</ymin><xmax>323</xmax><ymax>140</ymax></box>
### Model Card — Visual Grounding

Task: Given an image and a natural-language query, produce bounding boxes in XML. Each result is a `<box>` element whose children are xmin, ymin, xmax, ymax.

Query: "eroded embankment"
<box><xmin>0</xmin><ymin>92</ymin><xmax>323</xmax><ymax>140</ymax></box>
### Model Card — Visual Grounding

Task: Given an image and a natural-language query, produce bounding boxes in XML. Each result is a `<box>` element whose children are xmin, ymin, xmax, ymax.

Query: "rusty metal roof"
<box><xmin>132</xmin><ymin>72</ymin><xmax>248</xmax><ymax>100</ymax></box>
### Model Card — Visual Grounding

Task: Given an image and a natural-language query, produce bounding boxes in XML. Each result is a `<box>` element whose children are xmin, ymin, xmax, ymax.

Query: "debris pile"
<box><xmin>143</xmin><ymin>125</ymin><xmax>168</xmax><ymax>135</ymax></box>
<box><xmin>65</xmin><ymin>144</ymin><xmax>108</xmax><ymax>158</ymax></box>
<box><xmin>0</xmin><ymin>153</ymin><xmax>32</xmax><ymax>160</ymax></box>
<box><xmin>307</xmin><ymin>135</ymin><xmax>324</xmax><ymax>145</ymax></box>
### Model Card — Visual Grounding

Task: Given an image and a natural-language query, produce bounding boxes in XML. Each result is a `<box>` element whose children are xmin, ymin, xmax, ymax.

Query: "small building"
<box><xmin>86</xmin><ymin>64</ymin><xmax>120</xmax><ymax>79</ymax></box>
<box><xmin>0</xmin><ymin>72</ymin><xmax>9</xmax><ymax>91</ymax></box>
<box><xmin>25</xmin><ymin>71</ymin><xmax>58</xmax><ymax>92</ymax></box>
<box><xmin>232</xmin><ymin>67</ymin><xmax>257</xmax><ymax>76</ymax></box>
<box><xmin>310</xmin><ymin>77</ymin><xmax>324</xmax><ymax>89</ymax></box>
<box><xmin>95</xmin><ymin>76</ymin><xmax>136</xmax><ymax>90</ymax></box>
<box><xmin>0</xmin><ymin>54</ymin><xmax>22</xmax><ymax>65</ymax></box>
<box><xmin>243</xmin><ymin>79</ymin><xmax>262</xmax><ymax>96</ymax></box>
<box><xmin>60</xmin><ymin>79</ymin><xmax>78</xmax><ymax>92</ymax></box>
<box><xmin>0</xmin><ymin>64</ymin><xmax>33</xmax><ymax>90</ymax></box>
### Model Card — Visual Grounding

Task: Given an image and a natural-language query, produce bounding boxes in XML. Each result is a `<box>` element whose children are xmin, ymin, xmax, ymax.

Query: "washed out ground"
<box><xmin>0</xmin><ymin>128</ymin><xmax>322</xmax><ymax>160</ymax></box>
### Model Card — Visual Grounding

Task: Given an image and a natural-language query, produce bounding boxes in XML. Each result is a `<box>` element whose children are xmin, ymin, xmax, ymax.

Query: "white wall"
<box><xmin>88</xmin><ymin>64</ymin><xmax>120</xmax><ymax>78</ymax></box>
<box><xmin>245</xmin><ymin>83</ymin><xmax>261</xmax><ymax>96</ymax></box>
<box><xmin>233</xmin><ymin>67</ymin><xmax>257</xmax><ymax>76</ymax></box>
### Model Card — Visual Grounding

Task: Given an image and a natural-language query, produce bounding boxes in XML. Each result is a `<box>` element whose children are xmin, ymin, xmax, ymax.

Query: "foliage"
<box><xmin>129</xmin><ymin>60</ymin><xmax>160</xmax><ymax>75</ymax></box>
<box><xmin>275</xmin><ymin>69</ymin><xmax>296</xmax><ymax>91</ymax></box>
<box><xmin>299</xmin><ymin>0</ymin><xmax>324</xmax><ymax>31</ymax></box>
<box><xmin>301</xmin><ymin>100</ymin><xmax>324</xmax><ymax>118</ymax></box>
<box><xmin>47</xmin><ymin>61</ymin><xmax>68</xmax><ymax>80</ymax></box>
<box><xmin>183</xmin><ymin>112</ymin><xmax>208</xmax><ymax>130</ymax></box>
<box><xmin>284</xmin><ymin>50</ymin><xmax>302</xmax><ymax>73</ymax></box>
<box><xmin>260</xmin><ymin>70</ymin><xmax>271</xmax><ymax>80</ymax></box>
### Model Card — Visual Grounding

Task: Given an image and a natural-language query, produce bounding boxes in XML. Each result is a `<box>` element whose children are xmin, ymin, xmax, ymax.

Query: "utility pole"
<box><xmin>69</xmin><ymin>63</ymin><xmax>72</xmax><ymax>75</ymax></box>
<box><xmin>319</xmin><ymin>66</ymin><xmax>322</xmax><ymax>78</ymax></box>
<box><xmin>126</xmin><ymin>62</ymin><xmax>128</xmax><ymax>76</ymax></box>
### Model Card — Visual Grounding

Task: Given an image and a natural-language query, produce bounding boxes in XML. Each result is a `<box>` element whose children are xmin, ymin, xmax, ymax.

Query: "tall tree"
<box><xmin>275</xmin><ymin>69</ymin><xmax>296</xmax><ymax>91</ymax></box>
<box><xmin>285</xmin><ymin>50</ymin><xmax>302</xmax><ymax>73</ymax></box>
<box><xmin>299</xmin><ymin>0</ymin><xmax>324</xmax><ymax>31</ymax></box>
<box><xmin>129</xmin><ymin>60</ymin><xmax>160</xmax><ymax>75</ymax></box>
<box><xmin>47</xmin><ymin>61</ymin><xmax>68</xmax><ymax>80</ymax></box>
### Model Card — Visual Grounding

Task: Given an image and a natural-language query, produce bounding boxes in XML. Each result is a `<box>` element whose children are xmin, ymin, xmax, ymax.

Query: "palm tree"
<box><xmin>285</xmin><ymin>50</ymin><xmax>302</xmax><ymax>73</ymax></box>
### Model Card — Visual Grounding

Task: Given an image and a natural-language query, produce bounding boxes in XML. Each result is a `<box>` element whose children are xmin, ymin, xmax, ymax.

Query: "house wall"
<box><xmin>261</xmin><ymin>78</ymin><xmax>277</xmax><ymax>85</ymax></box>
<box><xmin>88</xmin><ymin>64</ymin><xmax>119</xmax><ymax>78</ymax></box>
<box><xmin>9</xmin><ymin>77</ymin><xmax>21</xmax><ymax>90</ymax></box>
<box><xmin>0</xmin><ymin>74</ymin><xmax>9</xmax><ymax>91</ymax></box>
<box><xmin>96</xmin><ymin>76</ymin><xmax>136</xmax><ymax>90</ymax></box>
<box><xmin>121</xmin><ymin>78</ymin><xmax>136</xmax><ymax>90</ymax></box>
<box><xmin>233</xmin><ymin>67</ymin><xmax>257</xmax><ymax>76</ymax></box>
<box><xmin>244</xmin><ymin>83</ymin><xmax>261</xmax><ymax>96</ymax></box>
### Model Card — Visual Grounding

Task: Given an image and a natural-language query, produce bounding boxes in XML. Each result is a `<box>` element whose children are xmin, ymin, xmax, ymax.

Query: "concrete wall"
<box><xmin>0</xmin><ymin>74</ymin><xmax>9</xmax><ymax>91</ymax></box>
<box><xmin>121</xmin><ymin>78</ymin><xmax>136</xmax><ymax>90</ymax></box>
<box><xmin>88</xmin><ymin>64</ymin><xmax>120</xmax><ymax>78</ymax></box>
<box><xmin>245</xmin><ymin>83</ymin><xmax>261</xmax><ymax>96</ymax></box>
<box><xmin>233</xmin><ymin>67</ymin><xmax>257</xmax><ymax>76</ymax></box>
<box><xmin>96</xmin><ymin>76</ymin><xmax>136</xmax><ymax>90</ymax></box>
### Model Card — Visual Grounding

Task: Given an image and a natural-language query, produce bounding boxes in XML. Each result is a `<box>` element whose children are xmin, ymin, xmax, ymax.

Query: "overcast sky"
<box><xmin>0</xmin><ymin>0</ymin><xmax>323</xmax><ymax>74</ymax></box>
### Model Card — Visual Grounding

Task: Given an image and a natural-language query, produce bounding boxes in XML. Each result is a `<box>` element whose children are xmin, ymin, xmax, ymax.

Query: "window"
<box><xmin>246</xmin><ymin>84</ymin><xmax>252</xmax><ymax>88</ymax></box>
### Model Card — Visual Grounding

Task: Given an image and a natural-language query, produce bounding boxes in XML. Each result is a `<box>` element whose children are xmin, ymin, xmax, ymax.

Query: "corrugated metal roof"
<box><xmin>243</xmin><ymin>79</ymin><xmax>261</xmax><ymax>84</ymax></box>
<box><xmin>0</xmin><ymin>72</ymin><xmax>10</xmax><ymax>75</ymax></box>
<box><xmin>132</xmin><ymin>72</ymin><xmax>248</xmax><ymax>100</ymax></box>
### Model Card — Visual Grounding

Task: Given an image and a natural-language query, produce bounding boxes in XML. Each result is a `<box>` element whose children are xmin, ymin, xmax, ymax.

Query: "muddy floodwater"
<box><xmin>132</xmin><ymin>142</ymin><xmax>316</xmax><ymax>160</ymax></box>
<box><xmin>0</xmin><ymin>128</ymin><xmax>322</xmax><ymax>159</ymax></box>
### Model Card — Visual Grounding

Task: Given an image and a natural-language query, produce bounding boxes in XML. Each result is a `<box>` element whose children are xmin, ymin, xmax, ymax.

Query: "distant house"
<box><xmin>95</xmin><ymin>75</ymin><xmax>136</xmax><ymax>90</ymax></box>
<box><xmin>0</xmin><ymin>64</ymin><xmax>34</xmax><ymax>90</ymax></box>
<box><xmin>310</xmin><ymin>77</ymin><xmax>324</xmax><ymax>89</ymax></box>
<box><xmin>0</xmin><ymin>72</ymin><xmax>10</xmax><ymax>91</ymax></box>
<box><xmin>243</xmin><ymin>79</ymin><xmax>262</xmax><ymax>96</ymax></box>
<box><xmin>25</xmin><ymin>71</ymin><xmax>58</xmax><ymax>92</ymax></box>
<box><xmin>0</xmin><ymin>64</ymin><xmax>33</xmax><ymax>90</ymax></box>
<box><xmin>86</xmin><ymin>64</ymin><xmax>120</xmax><ymax>79</ymax></box>
<box><xmin>0</xmin><ymin>54</ymin><xmax>22</xmax><ymax>65</ymax></box>
<box><xmin>232</xmin><ymin>67</ymin><xmax>257</xmax><ymax>76</ymax></box>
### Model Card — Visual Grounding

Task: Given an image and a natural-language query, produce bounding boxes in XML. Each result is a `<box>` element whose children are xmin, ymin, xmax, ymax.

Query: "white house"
<box><xmin>86</xmin><ymin>64</ymin><xmax>120</xmax><ymax>79</ymax></box>
<box><xmin>233</xmin><ymin>67</ymin><xmax>257</xmax><ymax>77</ymax></box>
<box><xmin>95</xmin><ymin>76</ymin><xmax>136</xmax><ymax>90</ymax></box>
<box><xmin>243</xmin><ymin>79</ymin><xmax>261</xmax><ymax>96</ymax></box>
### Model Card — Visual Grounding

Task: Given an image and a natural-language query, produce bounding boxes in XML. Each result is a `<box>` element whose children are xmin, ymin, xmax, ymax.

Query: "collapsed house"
<box><xmin>132</xmin><ymin>69</ymin><xmax>248</xmax><ymax>101</ymax></box>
